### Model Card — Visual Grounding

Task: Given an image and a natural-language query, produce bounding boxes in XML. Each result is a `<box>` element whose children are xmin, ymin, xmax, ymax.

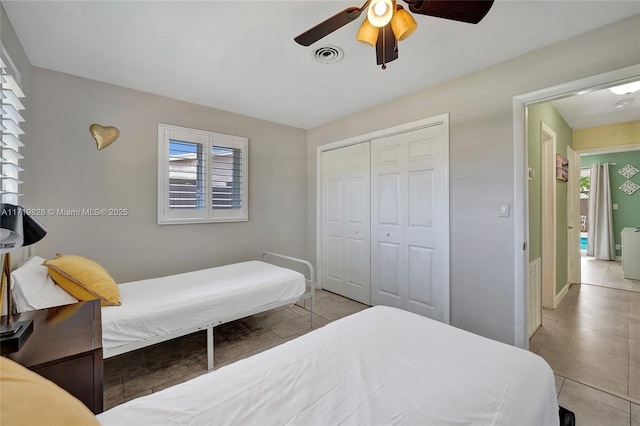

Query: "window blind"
<box><xmin>1</xmin><ymin>49</ymin><xmax>26</xmax><ymax>205</ymax></box>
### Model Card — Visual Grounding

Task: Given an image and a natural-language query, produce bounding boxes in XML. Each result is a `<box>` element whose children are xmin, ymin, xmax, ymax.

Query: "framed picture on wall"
<box><xmin>556</xmin><ymin>154</ymin><xmax>568</xmax><ymax>182</ymax></box>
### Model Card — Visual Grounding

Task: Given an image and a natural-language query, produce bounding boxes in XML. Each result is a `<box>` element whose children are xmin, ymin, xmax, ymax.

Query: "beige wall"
<box><xmin>7</xmin><ymin>4</ymin><xmax>640</xmax><ymax>345</ymax></box>
<box><xmin>307</xmin><ymin>15</ymin><xmax>640</xmax><ymax>344</ymax></box>
<box><xmin>573</xmin><ymin>120</ymin><xmax>640</xmax><ymax>150</ymax></box>
<box><xmin>26</xmin><ymin>68</ymin><xmax>308</xmax><ymax>283</ymax></box>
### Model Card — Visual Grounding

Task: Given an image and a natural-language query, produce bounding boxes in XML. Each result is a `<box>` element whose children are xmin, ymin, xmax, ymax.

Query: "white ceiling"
<box><xmin>551</xmin><ymin>85</ymin><xmax>640</xmax><ymax>130</ymax></box>
<box><xmin>3</xmin><ymin>1</ymin><xmax>640</xmax><ymax>129</ymax></box>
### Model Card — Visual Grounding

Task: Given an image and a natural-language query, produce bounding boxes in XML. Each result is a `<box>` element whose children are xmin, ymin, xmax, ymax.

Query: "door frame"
<box><xmin>567</xmin><ymin>146</ymin><xmax>581</xmax><ymax>288</ymax></box>
<box><xmin>513</xmin><ymin>64</ymin><xmax>640</xmax><ymax>349</ymax></box>
<box><xmin>540</xmin><ymin>122</ymin><xmax>557</xmax><ymax>309</ymax></box>
<box><xmin>316</xmin><ymin>114</ymin><xmax>450</xmax><ymax>311</ymax></box>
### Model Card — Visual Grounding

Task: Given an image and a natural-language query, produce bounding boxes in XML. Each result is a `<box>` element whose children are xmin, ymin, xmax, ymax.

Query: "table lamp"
<box><xmin>1</xmin><ymin>204</ymin><xmax>47</xmax><ymax>353</ymax></box>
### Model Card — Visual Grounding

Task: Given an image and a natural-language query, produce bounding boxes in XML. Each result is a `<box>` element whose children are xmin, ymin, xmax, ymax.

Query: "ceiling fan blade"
<box><xmin>406</xmin><ymin>0</ymin><xmax>495</xmax><ymax>24</ymax></box>
<box><xmin>294</xmin><ymin>7</ymin><xmax>363</xmax><ymax>46</ymax></box>
<box><xmin>376</xmin><ymin>24</ymin><xmax>398</xmax><ymax>67</ymax></box>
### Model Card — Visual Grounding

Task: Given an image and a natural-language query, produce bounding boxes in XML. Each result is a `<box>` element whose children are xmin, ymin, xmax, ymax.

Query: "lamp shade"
<box><xmin>0</xmin><ymin>204</ymin><xmax>47</xmax><ymax>253</ymax></box>
<box><xmin>356</xmin><ymin>18</ymin><xmax>379</xmax><ymax>46</ymax></box>
<box><xmin>391</xmin><ymin>6</ymin><xmax>417</xmax><ymax>41</ymax></box>
<box><xmin>367</xmin><ymin>0</ymin><xmax>394</xmax><ymax>27</ymax></box>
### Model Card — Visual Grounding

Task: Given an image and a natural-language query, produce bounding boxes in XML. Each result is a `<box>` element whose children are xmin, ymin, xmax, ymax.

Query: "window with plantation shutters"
<box><xmin>158</xmin><ymin>123</ymin><xmax>248</xmax><ymax>224</ymax></box>
<box><xmin>1</xmin><ymin>48</ymin><xmax>25</xmax><ymax>205</ymax></box>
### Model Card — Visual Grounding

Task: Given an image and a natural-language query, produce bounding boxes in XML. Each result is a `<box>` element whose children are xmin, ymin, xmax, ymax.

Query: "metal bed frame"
<box><xmin>102</xmin><ymin>252</ymin><xmax>315</xmax><ymax>370</ymax></box>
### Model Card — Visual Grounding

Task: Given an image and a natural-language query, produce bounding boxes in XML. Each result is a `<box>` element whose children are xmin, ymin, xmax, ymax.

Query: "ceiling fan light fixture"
<box><xmin>391</xmin><ymin>5</ymin><xmax>417</xmax><ymax>41</ymax></box>
<box><xmin>367</xmin><ymin>0</ymin><xmax>394</xmax><ymax>27</ymax></box>
<box><xmin>356</xmin><ymin>18</ymin><xmax>379</xmax><ymax>46</ymax></box>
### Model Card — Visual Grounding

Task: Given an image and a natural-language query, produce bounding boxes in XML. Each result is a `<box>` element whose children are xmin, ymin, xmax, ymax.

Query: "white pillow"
<box><xmin>11</xmin><ymin>256</ymin><xmax>78</xmax><ymax>313</ymax></box>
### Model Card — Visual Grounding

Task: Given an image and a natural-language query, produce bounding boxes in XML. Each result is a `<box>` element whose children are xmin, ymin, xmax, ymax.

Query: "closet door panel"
<box><xmin>346</xmin><ymin>178</ymin><xmax>365</xmax><ymax>223</ymax></box>
<box><xmin>320</xmin><ymin>143</ymin><xmax>371</xmax><ymax>304</ymax></box>
<box><xmin>371</xmin><ymin>142</ymin><xmax>405</xmax><ymax>308</ymax></box>
<box><xmin>377</xmin><ymin>173</ymin><xmax>401</xmax><ymax>225</ymax></box>
<box><xmin>325</xmin><ymin>179</ymin><xmax>343</xmax><ymax>223</ymax></box>
<box><xmin>407</xmin><ymin>245</ymin><xmax>433</xmax><ymax>307</ymax></box>
<box><xmin>377</xmin><ymin>241</ymin><xmax>402</xmax><ymax>300</ymax></box>
<box><xmin>325</xmin><ymin>235</ymin><xmax>343</xmax><ymax>272</ymax></box>
<box><xmin>408</xmin><ymin>170</ymin><xmax>432</xmax><ymax>227</ymax></box>
<box><xmin>346</xmin><ymin>238</ymin><xmax>367</xmax><ymax>291</ymax></box>
<box><xmin>344</xmin><ymin>174</ymin><xmax>369</xmax><ymax>294</ymax></box>
<box><xmin>320</xmin><ymin>118</ymin><xmax>448</xmax><ymax>320</ymax></box>
<box><xmin>321</xmin><ymin>152</ymin><xmax>343</xmax><ymax>296</ymax></box>
<box><xmin>371</xmin><ymin>123</ymin><xmax>449</xmax><ymax>322</ymax></box>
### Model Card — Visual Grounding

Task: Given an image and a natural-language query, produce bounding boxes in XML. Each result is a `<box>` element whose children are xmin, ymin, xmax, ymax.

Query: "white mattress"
<box><xmin>102</xmin><ymin>260</ymin><xmax>306</xmax><ymax>352</ymax></box>
<box><xmin>98</xmin><ymin>306</ymin><xmax>559</xmax><ymax>425</ymax></box>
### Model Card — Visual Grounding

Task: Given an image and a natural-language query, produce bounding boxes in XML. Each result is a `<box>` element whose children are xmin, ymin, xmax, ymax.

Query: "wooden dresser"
<box><xmin>3</xmin><ymin>299</ymin><xmax>103</xmax><ymax>413</ymax></box>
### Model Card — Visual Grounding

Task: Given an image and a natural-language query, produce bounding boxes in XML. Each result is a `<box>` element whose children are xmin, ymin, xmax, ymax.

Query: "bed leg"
<box><xmin>310</xmin><ymin>287</ymin><xmax>315</xmax><ymax>328</ymax></box>
<box><xmin>207</xmin><ymin>325</ymin><xmax>214</xmax><ymax>371</ymax></box>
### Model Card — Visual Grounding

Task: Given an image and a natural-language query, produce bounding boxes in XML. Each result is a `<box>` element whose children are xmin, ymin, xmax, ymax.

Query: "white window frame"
<box><xmin>158</xmin><ymin>123</ymin><xmax>248</xmax><ymax>224</ymax></box>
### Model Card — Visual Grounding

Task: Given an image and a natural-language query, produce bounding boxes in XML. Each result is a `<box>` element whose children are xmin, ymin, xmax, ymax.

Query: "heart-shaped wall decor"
<box><xmin>90</xmin><ymin>124</ymin><xmax>120</xmax><ymax>150</ymax></box>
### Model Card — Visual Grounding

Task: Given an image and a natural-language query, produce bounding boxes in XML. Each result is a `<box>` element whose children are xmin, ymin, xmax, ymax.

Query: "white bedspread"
<box><xmin>98</xmin><ymin>306</ymin><xmax>559</xmax><ymax>425</ymax></box>
<box><xmin>102</xmin><ymin>260</ymin><xmax>305</xmax><ymax>352</ymax></box>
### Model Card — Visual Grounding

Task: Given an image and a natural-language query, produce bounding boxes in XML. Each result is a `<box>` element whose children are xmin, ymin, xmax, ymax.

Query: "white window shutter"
<box><xmin>158</xmin><ymin>124</ymin><xmax>248</xmax><ymax>224</ymax></box>
<box><xmin>1</xmin><ymin>49</ymin><xmax>26</xmax><ymax>205</ymax></box>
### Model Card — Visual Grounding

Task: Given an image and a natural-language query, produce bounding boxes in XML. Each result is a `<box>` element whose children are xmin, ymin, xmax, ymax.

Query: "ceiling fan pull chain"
<box><xmin>381</xmin><ymin>25</ymin><xmax>387</xmax><ymax>70</ymax></box>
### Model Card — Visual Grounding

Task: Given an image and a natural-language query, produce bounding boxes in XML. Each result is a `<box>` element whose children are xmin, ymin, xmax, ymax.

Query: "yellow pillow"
<box><xmin>0</xmin><ymin>357</ymin><xmax>99</xmax><ymax>425</ymax></box>
<box><xmin>43</xmin><ymin>254</ymin><xmax>121</xmax><ymax>306</ymax></box>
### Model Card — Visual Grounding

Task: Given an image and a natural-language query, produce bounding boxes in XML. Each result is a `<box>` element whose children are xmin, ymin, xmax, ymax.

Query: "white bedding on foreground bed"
<box><xmin>102</xmin><ymin>260</ymin><xmax>305</xmax><ymax>352</ymax></box>
<box><xmin>97</xmin><ymin>305</ymin><xmax>559</xmax><ymax>425</ymax></box>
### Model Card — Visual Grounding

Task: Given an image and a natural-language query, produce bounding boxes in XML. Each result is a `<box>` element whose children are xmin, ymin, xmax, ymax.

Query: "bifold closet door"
<box><xmin>371</xmin><ymin>124</ymin><xmax>449</xmax><ymax>322</ymax></box>
<box><xmin>320</xmin><ymin>142</ymin><xmax>371</xmax><ymax>305</ymax></box>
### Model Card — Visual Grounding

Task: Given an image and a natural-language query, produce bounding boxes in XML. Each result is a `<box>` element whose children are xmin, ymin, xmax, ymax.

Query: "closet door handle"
<box><xmin>386</xmin><ymin>233</ymin><xmax>390</xmax><ymax>237</ymax></box>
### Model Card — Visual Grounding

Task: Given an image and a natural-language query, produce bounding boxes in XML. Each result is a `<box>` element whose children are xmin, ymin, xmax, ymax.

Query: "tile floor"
<box><xmin>529</xmin><ymin>257</ymin><xmax>640</xmax><ymax>426</ymax></box>
<box><xmin>103</xmin><ymin>289</ymin><xmax>367</xmax><ymax>410</ymax></box>
<box><xmin>581</xmin><ymin>256</ymin><xmax>640</xmax><ymax>293</ymax></box>
<box><xmin>103</xmin><ymin>269</ymin><xmax>640</xmax><ymax>425</ymax></box>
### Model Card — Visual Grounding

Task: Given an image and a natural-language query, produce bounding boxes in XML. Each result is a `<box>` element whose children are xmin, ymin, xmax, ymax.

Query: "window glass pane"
<box><xmin>169</xmin><ymin>140</ymin><xmax>204</xmax><ymax>210</ymax></box>
<box><xmin>211</xmin><ymin>146</ymin><xmax>242</xmax><ymax>210</ymax></box>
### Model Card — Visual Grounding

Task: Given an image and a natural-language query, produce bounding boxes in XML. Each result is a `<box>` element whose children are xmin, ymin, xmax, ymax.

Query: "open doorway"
<box><xmin>516</xmin><ymin>66</ymin><xmax>640</xmax><ymax>402</ymax></box>
<box><xmin>578</xmin><ymin>147</ymin><xmax>640</xmax><ymax>292</ymax></box>
<box><xmin>579</xmin><ymin>168</ymin><xmax>590</xmax><ymax>256</ymax></box>
<box><xmin>513</xmin><ymin>64</ymin><xmax>640</xmax><ymax>348</ymax></box>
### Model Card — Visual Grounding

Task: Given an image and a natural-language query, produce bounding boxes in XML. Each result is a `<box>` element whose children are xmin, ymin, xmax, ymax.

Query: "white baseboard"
<box><xmin>554</xmin><ymin>282</ymin><xmax>571</xmax><ymax>308</ymax></box>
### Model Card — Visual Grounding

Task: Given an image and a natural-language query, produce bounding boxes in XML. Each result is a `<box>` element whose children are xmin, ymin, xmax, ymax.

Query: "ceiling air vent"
<box><xmin>311</xmin><ymin>46</ymin><xmax>344</xmax><ymax>64</ymax></box>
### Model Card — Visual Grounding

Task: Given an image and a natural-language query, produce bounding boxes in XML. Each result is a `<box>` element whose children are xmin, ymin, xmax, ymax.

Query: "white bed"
<box><xmin>103</xmin><ymin>253</ymin><xmax>314</xmax><ymax>369</ymax></box>
<box><xmin>11</xmin><ymin>252</ymin><xmax>315</xmax><ymax>370</ymax></box>
<box><xmin>97</xmin><ymin>305</ymin><xmax>560</xmax><ymax>425</ymax></box>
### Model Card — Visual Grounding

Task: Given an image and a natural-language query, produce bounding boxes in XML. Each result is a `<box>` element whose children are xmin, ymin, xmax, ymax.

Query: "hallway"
<box><xmin>529</xmin><ymin>260</ymin><xmax>639</xmax><ymax>425</ymax></box>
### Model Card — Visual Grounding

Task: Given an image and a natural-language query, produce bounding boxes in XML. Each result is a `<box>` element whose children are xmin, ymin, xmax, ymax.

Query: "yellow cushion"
<box><xmin>43</xmin><ymin>254</ymin><xmax>121</xmax><ymax>306</ymax></box>
<box><xmin>0</xmin><ymin>357</ymin><xmax>99</xmax><ymax>425</ymax></box>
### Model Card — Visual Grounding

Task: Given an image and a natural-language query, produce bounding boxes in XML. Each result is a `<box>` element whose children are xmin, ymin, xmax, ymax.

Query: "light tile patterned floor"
<box><xmin>581</xmin><ymin>256</ymin><xmax>640</xmax><ymax>293</ymax></box>
<box><xmin>530</xmin><ymin>257</ymin><xmax>640</xmax><ymax>426</ymax></box>
<box><xmin>103</xmin><ymin>289</ymin><xmax>367</xmax><ymax>410</ymax></box>
<box><xmin>104</xmin><ymin>272</ymin><xmax>640</xmax><ymax>425</ymax></box>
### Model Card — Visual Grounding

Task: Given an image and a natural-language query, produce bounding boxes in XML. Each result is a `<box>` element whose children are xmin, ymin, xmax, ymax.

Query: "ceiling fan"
<box><xmin>295</xmin><ymin>0</ymin><xmax>495</xmax><ymax>69</ymax></box>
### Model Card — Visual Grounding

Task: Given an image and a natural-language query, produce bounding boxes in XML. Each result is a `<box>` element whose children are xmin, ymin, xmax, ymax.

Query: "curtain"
<box><xmin>586</xmin><ymin>163</ymin><xmax>615</xmax><ymax>260</ymax></box>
